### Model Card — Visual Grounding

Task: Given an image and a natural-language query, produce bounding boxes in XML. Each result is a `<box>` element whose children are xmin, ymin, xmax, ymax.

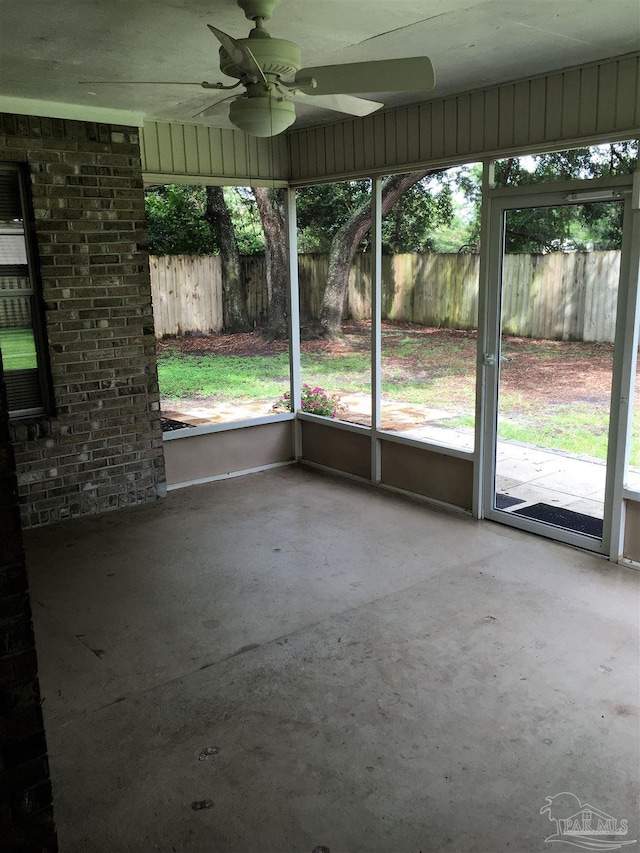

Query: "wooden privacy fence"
<box><xmin>500</xmin><ymin>251</ymin><xmax>619</xmax><ymax>343</ymax></box>
<box><xmin>149</xmin><ymin>250</ymin><xmax>621</xmax><ymax>343</ymax></box>
<box><xmin>149</xmin><ymin>255</ymin><xmax>223</xmax><ymax>339</ymax></box>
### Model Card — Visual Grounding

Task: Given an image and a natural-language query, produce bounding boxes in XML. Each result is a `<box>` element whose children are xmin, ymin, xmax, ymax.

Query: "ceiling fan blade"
<box><xmin>295</xmin><ymin>56</ymin><xmax>435</xmax><ymax>96</ymax></box>
<box><xmin>207</xmin><ymin>24</ymin><xmax>267</xmax><ymax>83</ymax></box>
<box><xmin>194</xmin><ymin>96</ymin><xmax>236</xmax><ymax>119</ymax></box>
<box><xmin>197</xmin><ymin>112</ymin><xmax>237</xmax><ymax>130</ymax></box>
<box><xmin>148</xmin><ymin>94</ymin><xmax>237</xmax><ymax>128</ymax></box>
<box><xmin>80</xmin><ymin>81</ymin><xmax>203</xmax><ymax>85</ymax></box>
<box><xmin>207</xmin><ymin>24</ymin><xmax>245</xmax><ymax>64</ymax></box>
<box><xmin>145</xmin><ymin>94</ymin><xmax>229</xmax><ymax>125</ymax></box>
<box><xmin>286</xmin><ymin>90</ymin><xmax>383</xmax><ymax>117</ymax></box>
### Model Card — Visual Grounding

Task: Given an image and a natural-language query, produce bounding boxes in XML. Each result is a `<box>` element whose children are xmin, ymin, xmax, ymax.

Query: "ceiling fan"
<box><xmin>83</xmin><ymin>0</ymin><xmax>435</xmax><ymax>137</ymax></box>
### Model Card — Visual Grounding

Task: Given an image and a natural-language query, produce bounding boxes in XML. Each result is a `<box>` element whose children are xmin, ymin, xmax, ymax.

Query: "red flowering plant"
<box><xmin>272</xmin><ymin>384</ymin><xmax>347</xmax><ymax>418</ymax></box>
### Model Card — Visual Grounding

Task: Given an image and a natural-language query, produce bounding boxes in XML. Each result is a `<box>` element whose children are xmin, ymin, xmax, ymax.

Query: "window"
<box><xmin>297</xmin><ymin>180</ymin><xmax>372</xmax><ymax>427</ymax></box>
<box><xmin>0</xmin><ymin>164</ymin><xmax>50</xmax><ymax>417</ymax></box>
<box><xmin>147</xmin><ymin>184</ymin><xmax>292</xmax><ymax>430</ymax></box>
<box><xmin>380</xmin><ymin>164</ymin><xmax>480</xmax><ymax>451</ymax></box>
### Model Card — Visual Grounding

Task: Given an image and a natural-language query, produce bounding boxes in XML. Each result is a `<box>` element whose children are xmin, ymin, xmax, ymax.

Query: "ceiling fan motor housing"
<box><xmin>219</xmin><ymin>36</ymin><xmax>302</xmax><ymax>80</ymax></box>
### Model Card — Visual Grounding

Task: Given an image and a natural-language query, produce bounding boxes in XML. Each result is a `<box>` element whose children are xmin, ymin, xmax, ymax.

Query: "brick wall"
<box><xmin>0</xmin><ymin>350</ymin><xmax>58</xmax><ymax>851</ymax></box>
<box><xmin>0</xmin><ymin>114</ymin><xmax>165</xmax><ymax>527</ymax></box>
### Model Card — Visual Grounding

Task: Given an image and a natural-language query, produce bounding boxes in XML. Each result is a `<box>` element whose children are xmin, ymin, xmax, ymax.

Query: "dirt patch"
<box><xmin>157</xmin><ymin>330</ymin><xmax>288</xmax><ymax>358</ymax></box>
<box><xmin>499</xmin><ymin>338</ymin><xmax>617</xmax><ymax>404</ymax></box>
<box><xmin>156</xmin><ymin>320</ymin><xmax>374</xmax><ymax>358</ymax></box>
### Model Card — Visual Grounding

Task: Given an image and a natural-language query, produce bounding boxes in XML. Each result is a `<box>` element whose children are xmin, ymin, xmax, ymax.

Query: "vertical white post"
<box><xmin>607</xmin><ymin>172</ymin><xmax>640</xmax><ymax>561</ymax></box>
<box><xmin>473</xmin><ymin>160</ymin><xmax>495</xmax><ymax>518</ymax></box>
<box><xmin>286</xmin><ymin>187</ymin><xmax>302</xmax><ymax>460</ymax></box>
<box><xmin>371</xmin><ymin>176</ymin><xmax>383</xmax><ymax>483</ymax></box>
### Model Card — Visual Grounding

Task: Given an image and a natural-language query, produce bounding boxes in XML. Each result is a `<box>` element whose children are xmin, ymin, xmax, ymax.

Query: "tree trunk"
<box><xmin>204</xmin><ymin>186</ymin><xmax>252</xmax><ymax>333</ymax></box>
<box><xmin>317</xmin><ymin>170</ymin><xmax>433</xmax><ymax>338</ymax></box>
<box><xmin>253</xmin><ymin>187</ymin><xmax>289</xmax><ymax>341</ymax></box>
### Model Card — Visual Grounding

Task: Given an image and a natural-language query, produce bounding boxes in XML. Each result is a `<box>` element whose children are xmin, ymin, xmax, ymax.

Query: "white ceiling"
<box><xmin>0</xmin><ymin>0</ymin><xmax>638</xmax><ymax>131</ymax></box>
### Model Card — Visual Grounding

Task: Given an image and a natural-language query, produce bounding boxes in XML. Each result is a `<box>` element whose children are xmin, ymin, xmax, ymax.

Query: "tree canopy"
<box><xmin>145</xmin><ymin>185</ymin><xmax>215</xmax><ymax>255</ymax></box>
<box><xmin>147</xmin><ymin>175</ymin><xmax>466</xmax><ymax>257</ymax></box>
<box><xmin>295</xmin><ymin>177</ymin><xmax>458</xmax><ymax>255</ymax></box>
<box><xmin>493</xmin><ymin>141</ymin><xmax>638</xmax><ymax>252</ymax></box>
<box><xmin>296</xmin><ymin>181</ymin><xmax>370</xmax><ymax>252</ymax></box>
<box><xmin>145</xmin><ymin>185</ymin><xmax>265</xmax><ymax>256</ymax></box>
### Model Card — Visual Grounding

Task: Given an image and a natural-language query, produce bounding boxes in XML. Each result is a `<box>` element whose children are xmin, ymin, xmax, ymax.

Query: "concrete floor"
<box><xmin>24</xmin><ymin>466</ymin><xmax>639</xmax><ymax>853</ymax></box>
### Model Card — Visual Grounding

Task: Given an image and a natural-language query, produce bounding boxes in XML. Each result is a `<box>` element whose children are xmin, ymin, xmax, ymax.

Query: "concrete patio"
<box><xmin>25</xmin><ymin>466</ymin><xmax>640</xmax><ymax>852</ymax></box>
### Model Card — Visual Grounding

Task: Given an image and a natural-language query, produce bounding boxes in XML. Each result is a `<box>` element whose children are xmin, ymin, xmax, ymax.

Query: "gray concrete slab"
<box><xmin>24</xmin><ymin>467</ymin><xmax>640</xmax><ymax>853</ymax></box>
<box><xmin>495</xmin><ymin>444</ymin><xmax>609</xmax><ymax>520</ymax></box>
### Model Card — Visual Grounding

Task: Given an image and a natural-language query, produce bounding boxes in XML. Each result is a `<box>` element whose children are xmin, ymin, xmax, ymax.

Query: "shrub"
<box><xmin>272</xmin><ymin>384</ymin><xmax>347</xmax><ymax>418</ymax></box>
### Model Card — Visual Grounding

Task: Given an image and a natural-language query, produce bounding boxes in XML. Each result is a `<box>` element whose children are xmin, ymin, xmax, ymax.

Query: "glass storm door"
<box><xmin>482</xmin><ymin>187</ymin><xmax>632</xmax><ymax>553</ymax></box>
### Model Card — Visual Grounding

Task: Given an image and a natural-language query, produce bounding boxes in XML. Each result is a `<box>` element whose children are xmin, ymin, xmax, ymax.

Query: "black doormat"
<box><xmin>495</xmin><ymin>493</ymin><xmax>526</xmax><ymax>510</ymax></box>
<box><xmin>512</xmin><ymin>502</ymin><xmax>603</xmax><ymax>538</ymax></box>
<box><xmin>161</xmin><ymin>417</ymin><xmax>196</xmax><ymax>432</ymax></box>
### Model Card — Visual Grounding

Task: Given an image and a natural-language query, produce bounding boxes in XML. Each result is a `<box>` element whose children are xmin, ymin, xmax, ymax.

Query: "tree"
<box><xmin>444</xmin><ymin>163</ymin><xmax>483</xmax><ymax>253</ymax></box>
<box><xmin>144</xmin><ymin>185</ymin><xmax>214</xmax><ymax>255</ymax></box>
<box><xmin>204</xmin><ymin>186</ymin><xmax>252</xmax><ymax>333</ymax></box>
<box><xmin>296</xmin><ymin>177</ymin><xmax>455</xmax><ymax>256</ymax></box>
<box><xmin>447</xmin><ymin>143</ymin><xmax>639</xmax><ymax>254</ymax></box>
<box><xmin>314</xmin><ymin>170</ymin><xmax>435</xmax><ymax>338</ymax></box>
<box><xmin>381</xmin><ymin>179</ymin><xmax>454</xmax><ymax>254</ymax></box>
<box><xmin>252</xmin><ymin>187</ymin><xmax>289</xmax><ymax>340</ymax></box>
<box><xmin>297</xmin><ymin>181</ymin><xmax>371</xmax><ymax>252</ymax></box>
<box><xmin>223</xmin><ymin>187</ymin><xmax>265</xmax><ymax>255</ymax></box>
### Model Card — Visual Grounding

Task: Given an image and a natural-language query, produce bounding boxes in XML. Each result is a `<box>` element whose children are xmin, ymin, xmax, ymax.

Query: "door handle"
<box><xmin>483</xmin><ymin>352</ymin><xmax>496</xmax><ymax>366</ymax></box>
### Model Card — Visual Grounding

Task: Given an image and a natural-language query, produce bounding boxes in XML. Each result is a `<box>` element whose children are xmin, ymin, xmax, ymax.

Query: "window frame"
<box><xmin>0</xmin><ymin>162</ymin><xmax>53</xmax><ymax>419</ymax></box>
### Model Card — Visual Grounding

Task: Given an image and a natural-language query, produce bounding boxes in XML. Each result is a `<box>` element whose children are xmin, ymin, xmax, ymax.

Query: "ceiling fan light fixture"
<box><xmin>229</xmin><ymin>93</ymin><xmax>295</xmax><ymax>136</ymax></box>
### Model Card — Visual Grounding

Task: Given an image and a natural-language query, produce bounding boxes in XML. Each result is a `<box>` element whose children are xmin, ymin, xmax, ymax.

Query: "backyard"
<box><xmin>156</xmin><ymin>321</ymin><xmax>640</xmax><ymax>467</ymax></box>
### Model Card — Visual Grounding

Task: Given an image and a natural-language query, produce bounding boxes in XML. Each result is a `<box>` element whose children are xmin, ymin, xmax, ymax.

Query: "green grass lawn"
<box><xmin>157</xmin><ymin>350</ymin><xmax>373</xmax><ymax>401</ymax></box>
<box><xmin>157</xmin><ymin>351</ymin><xmax>291</xmax><ymax>400</ymax></box>
<box><xmin>301</xmin><ymin>353</ymin><xmax>371</xmax><ymax>395</ymax></box>
<box><xmin>0</xmin><ymin>328</ymin><xmax>37</xmax><ymax>370</ymax></box>
<box><xmin>497</xmin><ymin>403</ymin><xmax>610</xmax><ymax>460</ymax></box>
